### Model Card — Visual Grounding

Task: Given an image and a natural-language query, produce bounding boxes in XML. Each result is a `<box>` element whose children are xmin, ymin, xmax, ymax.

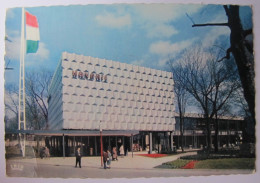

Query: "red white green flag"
<box><xmin>25</xmin><ymin>11</ymin><xmax>40</xmax><ymax>53</ymax></box>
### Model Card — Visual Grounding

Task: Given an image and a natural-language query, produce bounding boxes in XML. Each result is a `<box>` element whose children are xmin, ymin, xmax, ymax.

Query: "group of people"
<box><xmin>102</xmin><ymin>149</ymin><xmax>112</xmax><ymax>169</ymax></box>
<box><xmin>40</xmin><ymin>146</ymin><xmax>50</xmax><ymax>159</ymax></box>
<box><xmin>75</xmin><ymin>146</ymin><xmax>125</xmax><ymax>169</ymax></box>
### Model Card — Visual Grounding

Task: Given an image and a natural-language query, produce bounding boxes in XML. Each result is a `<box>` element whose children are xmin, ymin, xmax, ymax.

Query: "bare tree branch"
<box><xmin>192</xmin><ymin>23</ymin><xmax>229</xmax><ymax>27</ymax></box>
<box><xmin>217</xmin><ymin>48</ymin><xmax>231</xmax><ymax>62</ymax></box>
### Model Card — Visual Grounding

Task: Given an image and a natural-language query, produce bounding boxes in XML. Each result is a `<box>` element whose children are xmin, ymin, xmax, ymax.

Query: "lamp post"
<box><xmin>100</xmin><ymin>121</ymin><xmax>103</xmax><ymax>167</ymax></box>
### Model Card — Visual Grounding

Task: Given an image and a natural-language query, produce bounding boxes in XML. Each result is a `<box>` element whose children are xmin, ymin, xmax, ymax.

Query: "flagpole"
<box><xmin>19</xmin><ymin>7</ymin><xmax>26</xmax><ymax>157</ymax></box>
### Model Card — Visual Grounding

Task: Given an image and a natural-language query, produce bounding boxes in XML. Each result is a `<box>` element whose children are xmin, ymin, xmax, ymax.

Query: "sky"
<box><xmin>4</xmin><ymin>4</ymin><xmax>252</xmax><ymax>86</ymax></box>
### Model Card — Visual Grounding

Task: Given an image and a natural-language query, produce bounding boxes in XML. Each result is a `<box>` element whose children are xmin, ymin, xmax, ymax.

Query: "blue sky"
<box><xmin>4</xmin><ymin>4</ymin><xmax>252</xmax><ymax>85</ymax></box>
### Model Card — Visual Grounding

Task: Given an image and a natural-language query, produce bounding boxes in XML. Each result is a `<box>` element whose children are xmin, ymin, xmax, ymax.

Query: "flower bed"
<box><xmin>181</xmin><ymin>161</ymin><xmax>198</xmax><ymax>169</ymax></box>
<box><xmin>137</xmin><ymin>154</ymin><xmax>168</xmax><ymax>158</ymax></box>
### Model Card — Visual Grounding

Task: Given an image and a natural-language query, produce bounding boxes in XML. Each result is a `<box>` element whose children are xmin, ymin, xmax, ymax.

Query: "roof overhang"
<box><xmin>5</xmin><ymin>129</ymin><xmax>140</xmax><ymax>137</ymax></box>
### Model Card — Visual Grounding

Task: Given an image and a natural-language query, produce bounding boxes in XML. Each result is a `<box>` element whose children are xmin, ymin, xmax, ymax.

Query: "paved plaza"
<box><xmin>5</xmin><ymin>151</ymin><xmax>254</xmax><ymax>178</ymax></box>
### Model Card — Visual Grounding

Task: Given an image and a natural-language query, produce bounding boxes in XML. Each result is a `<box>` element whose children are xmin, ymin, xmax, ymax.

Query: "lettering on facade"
<box><xmin>72</xmin><ymin>70</ymin><xmax>108</xmax><ymax>82</ymax></box>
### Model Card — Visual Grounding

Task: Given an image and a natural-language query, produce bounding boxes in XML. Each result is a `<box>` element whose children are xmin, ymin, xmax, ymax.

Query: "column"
<box><xmin>95</xmin><ymin>136</ymin><xmax>97</xmax><ymax>156</ymax></box>
<box><xmin>116</xmin><ymin>136</ymin><xmax>118</xmax><ymax>155</ymax></box>
<box><xmin>73</xmin><ymin>136</ymin><xmax>76</xmax><ymax>154</ymax></box>
<box><xmin>131</xmin><ymin>134</ymin><xmax>133</xmax><ymax>158</ymax></box>
<box><xmin>62</xmin><ymin>134</ymin><xmax>65</xmax><ymax>158</ymax></box>
<box><xmin>149</xmin><ymin>132</ymin><xmax>152</xmax><ymax>154</ymax></box>
<box><xmin>108</xmin><ymin>136</ymin><xmax>111</xmax><ymax>151</ymax></box>
<box><xmin>170</xmin><ymin>131</ymin><xmax>173</xmax><ymax>151</ymax></box>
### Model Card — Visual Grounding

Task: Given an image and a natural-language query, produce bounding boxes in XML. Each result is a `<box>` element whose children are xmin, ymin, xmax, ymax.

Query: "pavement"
<box><xmin>7</xmin><ymin>151</ymin><xmax>198</xmax><ymax>170</ymax></box>
<box><xmin>5</xmin><ymin>150</ymin><xmax>255</xmax><ymax>179</ymax></box>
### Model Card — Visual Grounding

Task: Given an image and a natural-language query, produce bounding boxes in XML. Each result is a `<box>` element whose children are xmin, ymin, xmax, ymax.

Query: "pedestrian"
<box><xmin>103</xmin><ymin>150</ymin><xmax>108</xmax><ymax>169</ymax></box>
<box><xmin>40</xmin><ymin>147</ymin><xmax>45</xmax><ymax>159</ymax></box>
<box><xmin>75</xmin><ymin>147</ymin><xmax>81</xmax><ymax>168</ymax></box>
<box><xmin>119</xmin><ymin>145</ymin><xmax>124</xmax><ymax>157</ymax></box>
<box><xmin>112</xmin><ymin>147</ymin><xmax>118</xmax><ymax>161</ymax></box>
<box><xmin>107</xmin><ymin>150</ymin><xmax>112</xmax><ymax>168</ymax></box>
<box><xmin>45</xmin><ymin>146</ymin><xmax>50</xmax><ymax>158</ymax></box>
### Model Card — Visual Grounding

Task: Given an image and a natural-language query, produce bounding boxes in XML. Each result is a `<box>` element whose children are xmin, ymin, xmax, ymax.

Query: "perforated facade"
<box><xmin>48</xmin><ymin>52</ymin><xmax>176</xmax><ymax>132</ymax></box>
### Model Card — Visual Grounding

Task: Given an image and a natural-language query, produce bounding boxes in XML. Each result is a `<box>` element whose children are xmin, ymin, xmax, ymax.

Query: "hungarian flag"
<box><xmin>25</xmin><ymin>11</ymin><xmax>40</xmax><ymax>53</ymax></box>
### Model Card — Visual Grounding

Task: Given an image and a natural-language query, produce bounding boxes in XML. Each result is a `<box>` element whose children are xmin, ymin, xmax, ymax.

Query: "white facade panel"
<box><xmin>48</xmin><ymin>52</ymin><xmax>176</xmax><ymax>131</ymax></box>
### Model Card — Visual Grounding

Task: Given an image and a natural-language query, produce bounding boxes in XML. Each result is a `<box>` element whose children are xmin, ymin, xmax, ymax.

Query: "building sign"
<box><xmin>72</xmin><ymin>70</ymin><xmax>108</xmax><ymax>82</ymax></box>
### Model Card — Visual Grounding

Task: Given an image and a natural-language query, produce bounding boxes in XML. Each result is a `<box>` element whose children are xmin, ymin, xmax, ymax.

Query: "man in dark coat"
<box><xmin>75</xmin><ymin>147</ymin><xmax>81</xmax><ymax>168</ymax></box>
<box><xmin>103</xmin><ymin>150</ymin><xmax>108</xmax><ymax>169</ymax></box>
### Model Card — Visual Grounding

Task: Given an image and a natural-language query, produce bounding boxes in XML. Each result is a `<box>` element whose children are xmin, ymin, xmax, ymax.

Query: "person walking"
<box><xmin>107</xmin><ymin>150</ymin><xmax>112</xmax><ymax>168</ymax></box>
<box><xmin>75</xmin><ymin>147</ymin><xmax>81</xmax><ymax>168</ymax></box>
<box><xmin>112</xmin><ymin>147</ymin><xmax>118</xmax><ymax>161</ymax></box>
<box><xmin>103</xmin><ymin>150</ymin><xmax>108</xmax><ymax>169</ymax></box>
<box><xmin>119</xmin><ymin>145</ymin><xmax>124</xmax><ymax>157</ymax></box>
<box><xmin>45</xmin><ymin>146</ymin><xmax>50</xmax><ymax>159</ymax></box>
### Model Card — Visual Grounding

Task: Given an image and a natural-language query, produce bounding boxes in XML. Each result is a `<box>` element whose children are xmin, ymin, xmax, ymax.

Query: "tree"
<box><xmin>25</xmin><ymin>69</ymin><xmax>52</xmax><ymax>129</ymax></box>
<box><xmin>207</xmin><ymin>51</ymin><xmax>240</xmax><ymax>151</ymax></box>
<box><xmin>4</xmin><ymin>84</ymin><xmax>19</xmax><ymax>130</ymax></box>
<box><xmin>192</xmin><ymin>5</ymin><xmax>255</xmax><ymax>142</ymax></box>
<box><xmin>25</xmin><ymin>94</ymin><xmax>45</xmax><ymax>130</ymax></box>
<box><xmin>170</xmin><ymin>45</ymin><xmax>240</xmax><ymax>152</ymax></box>
<box><xmin>168</xmin><ymin>60</ymin><xmax>190</xmax><ymax>152</ymax></box>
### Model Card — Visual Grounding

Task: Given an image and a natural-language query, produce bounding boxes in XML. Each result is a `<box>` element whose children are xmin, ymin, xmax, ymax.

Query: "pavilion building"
<box><xmin>47</xmin><ymin>52</ymin><xmax>176</xmax><ymax>156</ymax></box>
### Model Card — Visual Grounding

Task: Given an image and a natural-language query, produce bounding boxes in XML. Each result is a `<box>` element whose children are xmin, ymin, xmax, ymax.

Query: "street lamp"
<box><xmin>100</xmin><ymin>121</ymin><xmax>103</xmax><ymax>167</ymax></box>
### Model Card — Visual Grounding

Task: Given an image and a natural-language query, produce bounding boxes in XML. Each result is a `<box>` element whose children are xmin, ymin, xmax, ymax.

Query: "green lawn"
<box><xmin>194</xmin><ymin>158</ymin><xmax>255</xmax><ymax>169</ymax></box>
<box><xmin>158</xmin><ymin>159</ymin><xmax>190</xmax><ymax>169</ymax></box>
<box><xmin>157</xmin><ymin>158</ymin><xmax>255</xmax><ymax>169</ymax></box>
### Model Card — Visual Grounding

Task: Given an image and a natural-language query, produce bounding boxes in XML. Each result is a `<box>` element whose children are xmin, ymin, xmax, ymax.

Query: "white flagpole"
<box><xmin>18</xmin><ymin>7</ymin><xmax>26</xmax><ymax>157</ymax></box>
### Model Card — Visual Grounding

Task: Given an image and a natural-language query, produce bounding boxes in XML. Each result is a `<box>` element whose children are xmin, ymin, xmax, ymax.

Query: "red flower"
<box><xmin>182</xmin><ymin>161</ymin><xmax>198</xmax><ymax>169</ymax></box>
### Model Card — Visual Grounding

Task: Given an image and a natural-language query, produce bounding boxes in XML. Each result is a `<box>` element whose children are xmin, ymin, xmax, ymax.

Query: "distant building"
<box><xmin>173</xmin><ymin>113</ymin><xmax>244</xmax><ymax>149</ymax></box>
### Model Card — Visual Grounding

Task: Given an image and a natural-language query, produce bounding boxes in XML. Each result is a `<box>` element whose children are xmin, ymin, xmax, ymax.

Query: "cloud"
<box><xmin>134</xmin><ymin>4</ymin><xmax>203</xmax><ymax>22</ymax></box>
<box><xmin>131</xmin><ymin>59</ymin><xmax>146</xmax><ymax>66</ymax></box>
<box><xmin>149</xmin><ymin>39</ymin><xmax>196</xmax><ymax>56</ymax></box>
<box><xmin>147</xmin><ymin>24</ymin><xmax>178</xmax><ymax>38</ymax></box>
<box><xmin>5</xmin><ymin>32</ymin><xmax>50</xmax><ymax>63</ymax></box>
<box><xmin>26</xmin><ymin>42</ymin><xmax>50</xmax><ymax>65</ymax></box>
<box><xmin>6</xmin><ymin>8</ymin><xmax>15</xmax><ymax>19</ymax></box>
<box><xmin>133</xmin><ymin>4</ymin><xmax>203</xmax><ymax>38</ymax></box>
<box><xmin>158</xmin><ymin>57</ymin><xmax>169</xmax><ymax>67</ymax></box>
<box><xmin>202</xmin><ymin>26</ymin><xmax>230</xmax><ymax>48</ymax></box>
<box><xmin>149</xmin><ymin>38</ymin><xmax>199</xmax><ymax>68</ymax></box>
<box><xmin>96</xmin><ymin>12</ymin><xmax>131</xmax><ymax>29</ymax></box>
<box><xmin>5</xmin><ymin>33</ymin><xmax>21</xmax><ymax>61</ymax></box>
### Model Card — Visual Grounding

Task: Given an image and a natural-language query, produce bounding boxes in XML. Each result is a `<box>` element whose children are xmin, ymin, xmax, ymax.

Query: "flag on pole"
<box><xmin>25</xmin><ymin>11</ymin><xmax>40</xmax><ymax>53</ymax></box>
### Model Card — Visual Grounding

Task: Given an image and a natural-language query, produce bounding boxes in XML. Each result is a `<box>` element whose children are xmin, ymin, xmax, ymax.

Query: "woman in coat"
<box><xmin>112</xmin><ymin>147</ymin><xmax>118</xmax><ymax>161</ymax></box>
<box><xmin>119</xmin><ymin>145</ymin><xmax>124</xmax><ymax>157</ymax></box>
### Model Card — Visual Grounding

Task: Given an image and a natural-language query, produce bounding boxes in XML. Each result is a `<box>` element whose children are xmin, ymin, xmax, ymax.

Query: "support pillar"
<box><xmin>123</xmin><ymin>136</ymin><xmax>125</xmax><ymax>156</ymax></box>
<box><xmin>73</xmin><ymin>136</ymin><xmax>76</xmax><ymax>154</ymax></box>
<box><xmin>108</xmin><ymin>136</ymin><xmax>111</xmax><ymax>151</ymax></box>
<box><xmin>149</xmin><ymin>132</ymin><xmax>152</xmax><ymax>154</ymax></box>
<box><xmin>62</xmin><ymin>134</ymin><xmax>65</xmax><ymax>158</ymax></box>
<box><xmin>141</xmin><ymin>133</ymin><xmax>144</xmax><ymax>151</ymax></box>
<box><xmin>131</xmin><ymin>134</ymin><xmax>133</xmax><ymax>158</ymax></box>
<box><xmin>116</xmin><ymin>136</ymin><xmax>118</xmax><ymax>155</ymax></box>
<box><xmin>170</xmin><ymin>131</ymin><xmax>173</xmax><ymax>151</ymax></box>
<box><xmin>94</xmin><ymin>136</ymin><xmax>97</xmax><ymax>156</ymax></box>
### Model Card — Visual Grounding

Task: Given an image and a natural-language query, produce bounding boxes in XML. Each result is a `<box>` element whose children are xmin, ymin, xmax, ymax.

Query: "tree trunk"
<box><xmin>36</xmin><ymin>136</ymin><xmax>40</xmax><ymax>156</ymax></box>
<box><xmin>180</xmin><ymin>120</ymin><xmax>184</xmax><ymax>153</ymax></box>
<box><xmin>206</xmin><ymin>119</ymin><xmax>211</xmax><ymax>153</ymax></box>
<box><xmin>228</xmin><ymin>6</ymin><xmax>255</xmax><ymax>142</ymax></box>
<box><xmin>214</xmin><ymin>118</ymin><xmax>219</xmax><ymax>152</ymax></box>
